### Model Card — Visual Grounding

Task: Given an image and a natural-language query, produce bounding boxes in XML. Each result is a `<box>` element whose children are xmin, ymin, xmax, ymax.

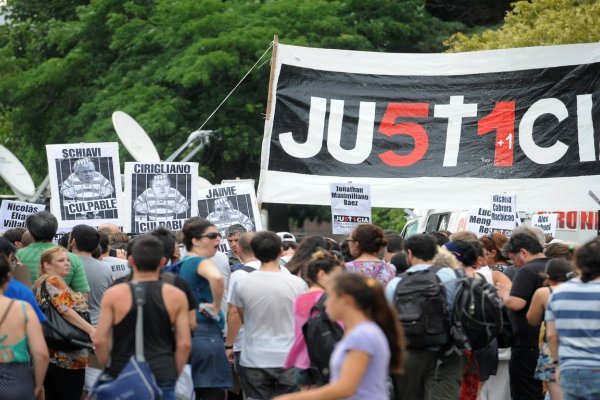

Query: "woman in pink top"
<box><xmin>344</xmin><ymin>224</ymin><xmax>396</xmax><ymax>285</ymax></box>
<box><xmin>285</xmin><ymin>251</ymin><xmax>343</xmax><ymax>390</ymax></box>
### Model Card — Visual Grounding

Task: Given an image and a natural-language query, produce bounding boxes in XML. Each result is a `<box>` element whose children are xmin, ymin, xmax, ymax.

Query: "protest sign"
<box><xmin>198</xmin><ymin>180</ymin><xmax>261</xmax><ymax>253</ymax></box>
<box><xmin>0</xmin><ymin>200</ymin><xmax>45</xmax><ymax>232</ymax></box>
<box><xmin>47</xmin><ymin>143</ymin><xmax>124</xmax><ymax>228</ymax></box>
<box><xmin>124</xmin><ymin>162</ymin><xmax>198</xmax><ymax>234</ymax></box>
<box><xmin>467</xmin><ymin>207</ymin><xmax>492</xmax><ymax>237</ymax></box>
<box><xmin>531</xmin><ymin>213</ymin><xmax>558</xmax><ymax>236</ymax></box>
<box><xmin>490</xmin><ymin>193</ymin><xmax>518</xmax><ymax>231</ymax></box>
<box><xmin>258</xmin><ymin>42</ymin><xmax>600</xmax><ymax>210</ymax></box>
<box><xmin>330</xmin><ymin>183</ymin><xmax>371</xmax><ymax>234</ymax></box>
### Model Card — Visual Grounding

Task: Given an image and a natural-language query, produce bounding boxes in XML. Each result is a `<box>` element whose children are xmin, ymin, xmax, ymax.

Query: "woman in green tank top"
<box><xmin>0</xmin><ymin>254</ymin><xmax>49</xmax><ymax>399</ymax></box>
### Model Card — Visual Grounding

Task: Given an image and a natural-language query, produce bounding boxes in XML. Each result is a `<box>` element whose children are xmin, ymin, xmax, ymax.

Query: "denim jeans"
<box><xmin>560</xmin><ymin>368</ymin><xmax>600</xmax><ymax>400</ymax></box>
<box><xmin>157</xmin><ymin>382</ymin><xmax>176</xmax><ymax>400</ymax></box>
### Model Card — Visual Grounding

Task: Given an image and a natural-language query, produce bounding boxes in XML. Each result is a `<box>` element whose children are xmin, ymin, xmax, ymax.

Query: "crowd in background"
<box><xmin>0</xmin><ymin>210</ymin><xmax>598</xmax><ymax>400</ymax></box>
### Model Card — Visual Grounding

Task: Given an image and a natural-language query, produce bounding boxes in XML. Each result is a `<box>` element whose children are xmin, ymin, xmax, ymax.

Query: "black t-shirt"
<box><xmin>107</xmin><ymin>281</ymin><xmax>177</xmax><ymax>383</ymax></box>
<box><xmin>508</xmin><ymin>257</ymin><xmax>548</xmax><ymax>347</ymax></box>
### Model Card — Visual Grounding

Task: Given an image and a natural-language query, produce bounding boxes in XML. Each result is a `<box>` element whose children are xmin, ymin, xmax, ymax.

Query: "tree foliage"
<box><xmin>0</xmin><ymin>0</ymin><xmax>464</xmax><ymax>188</ymax></box>
<box><xmin>446</xmin><ymin>0</ymin><xmax>600</xmax><ymax>52</ymax></box>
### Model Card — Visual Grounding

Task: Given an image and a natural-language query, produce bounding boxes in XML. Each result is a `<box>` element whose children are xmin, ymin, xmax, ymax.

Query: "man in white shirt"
<box><xmin>229</xmin><ymin>231</ymin><xmax>307</xmax><ymax>399</ymax></box>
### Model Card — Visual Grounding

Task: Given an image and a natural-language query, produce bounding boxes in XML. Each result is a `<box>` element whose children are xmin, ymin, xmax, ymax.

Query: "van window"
<box><xmin>425</xmin><ymin>213</ymin><xmax>451</xmax><ymax>232</ymax></box>
<box><xmin>402</xmin><ymin>220</ymin><xmax>419</xmax><ymax>238</ymax></box>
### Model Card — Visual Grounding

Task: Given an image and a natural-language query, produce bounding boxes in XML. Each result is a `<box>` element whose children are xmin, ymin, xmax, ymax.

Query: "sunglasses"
<box><xmin>200</xmin><ymin>232</ymin><xmax>222</xmax><ymax>240</ymax></box>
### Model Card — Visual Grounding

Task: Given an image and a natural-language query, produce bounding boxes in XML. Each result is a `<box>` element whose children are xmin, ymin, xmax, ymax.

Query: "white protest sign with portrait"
<box><xmin>198</xmin><ymin>180</ymin><xmax>262</xmax><ymax>253</ymax></box>
<box><xmin>531</xmin><ymin>213</ymin><xmax>558</xmax><ymax>236</ymax></box>
<box><xmin>0</xmin><ymin>200</ymin><xmax>45</xmax><ymax>232</ymax></box>
<box><xmin>330</xmin><ymin>183</ymin><xmax>371</xmax><ymax>235</ymax></box>
<box><xmin>490</xmin><ymin>193</ymin><xmax>518</xmax><ymax>231</ymax></box>
<box><xmin>466</xmin><ymin>207</ymin><xmax>492</xmax><ymax>237</ymax></box>
<box><xmin>47</xmin><ymin>143</ymin><xmax>124</xmax><ymax>228</ymax></box>
<box><xmin>124</xmin><ymin>162</ymin><xmax>198</xmax><ymax>234</ymax></box>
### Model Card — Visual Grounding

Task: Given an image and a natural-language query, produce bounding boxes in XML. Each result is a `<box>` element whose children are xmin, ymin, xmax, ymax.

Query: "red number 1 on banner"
<box><xmin>478</xmin><ymin>101</ymin><xmax>516</xmax><ymax>167</ymax></box>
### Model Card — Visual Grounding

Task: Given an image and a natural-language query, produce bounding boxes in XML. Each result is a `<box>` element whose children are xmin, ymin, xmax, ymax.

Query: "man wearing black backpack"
<box><xmin>385</xmin><ymin>233</ymin><xmax>463</xmax><ymax>400</ymax></box>
<box><xmin>502</xmin><ymin>230</ymin><xmax>547</xmax><ymax>400</ymax></box>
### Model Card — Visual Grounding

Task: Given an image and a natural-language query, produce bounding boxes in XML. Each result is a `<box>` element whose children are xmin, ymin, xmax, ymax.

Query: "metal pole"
<box><xmin>29</xmin><ymin>175</ymin><xmax>50</xmax><ymax>203</ymax></box>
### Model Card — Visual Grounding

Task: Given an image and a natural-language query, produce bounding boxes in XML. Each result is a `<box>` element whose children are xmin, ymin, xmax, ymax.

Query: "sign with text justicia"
<box><xmin>257</xmin><ymin>42</ymin><xmax>600</xmax><ymax>210</ymax></box>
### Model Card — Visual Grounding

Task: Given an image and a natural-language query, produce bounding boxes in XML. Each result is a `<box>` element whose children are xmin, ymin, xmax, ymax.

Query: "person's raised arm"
<box><xmin>274</xmin><ymin>351</ymin><xmax>370</xmax><ymax>400</ymax></box>
<box><xmin>197</xmin><ymin>259</ymin><xmax>224</xmax><ymax>315</ymax></box>
<box><xmin>24</xmin><ymin>302</ymin><xmax>49</xmax><ymax>398</ymax></box>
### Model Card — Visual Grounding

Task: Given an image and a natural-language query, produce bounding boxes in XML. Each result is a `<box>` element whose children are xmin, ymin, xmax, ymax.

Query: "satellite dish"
<box><xmin>112</xmin><ymin>111</ymin><xmax>161</xmax><ymax>162</ymax></box>
<box><xmin>0</xmin><ymin>145</ymin><xmax>36</xmax><ymax>198</ymax></box>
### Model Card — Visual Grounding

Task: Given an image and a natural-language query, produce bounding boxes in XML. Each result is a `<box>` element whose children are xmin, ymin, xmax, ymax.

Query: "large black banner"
<box><xmin>258</xmin><ymin>43</ymin><xmax>600</xmax><ymax>210</ymax></box>
<box><xmin>270</xmin><ymin>63</ymin><xmax>600</xmax><ymax>178</ymax></box>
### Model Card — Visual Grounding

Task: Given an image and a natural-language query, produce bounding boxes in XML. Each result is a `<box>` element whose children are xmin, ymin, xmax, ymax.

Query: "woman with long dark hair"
<box><xmin>179</xmin><ymin>218</ymin><xmax>232</xmax><ymax>399</ymax></box>
<box><xmin>275</xmin><ymin>272</ymin><xmax>405</xmax><ymax>400</ymax></box>
<box><xmin>344</xmin><ymin>224</ymin><xmax>396</xmax><ymax>285</ymax></box>
<box><xmin>285</xmin><ymin>236</ymin><xmax>331</xmax><ymax>277</ymax></box>
<box><xmin>526</xmin><ymin>259</ymin><xmax>573</xmax><ymax>400</ymax></box>
<box><xmin>284</xmin><ymin>251</ymin><xmax>343</xmax><ymax>389</ymax></box>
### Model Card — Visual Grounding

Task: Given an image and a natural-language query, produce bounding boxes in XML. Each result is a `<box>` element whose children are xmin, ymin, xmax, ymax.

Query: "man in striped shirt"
<box><xmin>546</xmin><ymin>238</ymin><xmax>600</xmax><ymax>400</ymax></box>
<box><xmin>61</xmin><ymin>158</ymin><xmax>114</xmax><ymax>200</ymax></box>
<box><xmin>134</xmin><ymin>174</ymin><xmax>189</xmax><ymax>221</ymax></box>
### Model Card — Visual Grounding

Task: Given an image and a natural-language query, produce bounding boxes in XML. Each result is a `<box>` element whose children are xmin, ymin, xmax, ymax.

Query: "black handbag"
<box><xmin>40</xmin><ymin>278</ymin><xmax>94</xmax><ymax>351</ymax></box>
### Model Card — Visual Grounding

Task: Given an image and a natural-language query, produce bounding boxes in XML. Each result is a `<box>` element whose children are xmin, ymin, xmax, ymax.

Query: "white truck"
<box><xmin>401</xmin><ymin>208</ymin><xmax>598</xmax><ymax>243</ymax></box>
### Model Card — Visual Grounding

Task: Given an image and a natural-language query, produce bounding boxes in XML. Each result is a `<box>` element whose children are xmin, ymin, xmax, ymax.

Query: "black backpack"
<box><xmin>302</xmin><ymin>294</ymin><xmax>344</xmax><ymax>385</ymax></box>
<box><xmin>393</xmin><ymin>265</ymin><xmax>450</xmax><ymax>349</ymax></box>
<box><xmin>450</xmin><ymin>270</ymin><xmax>505</xmax><ymax>351</ymax></box>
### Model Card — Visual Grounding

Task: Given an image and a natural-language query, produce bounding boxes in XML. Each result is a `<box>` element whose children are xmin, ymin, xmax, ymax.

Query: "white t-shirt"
<box><xmin>227</xmin><ymin>261</ymin><xmax>291</xmax><ymax>352</ymax></box>
<box><xmin>227</xmin><ymin>260</ymin><xmax>261</xmax><ymax>352</ymax></box>
<box><xmin>230</xmin><ymin>270</ymin><xmax>307</xmax><ymax>368</ymax></box>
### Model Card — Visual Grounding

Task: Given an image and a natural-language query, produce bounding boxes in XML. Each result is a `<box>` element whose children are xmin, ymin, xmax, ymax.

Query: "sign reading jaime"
<box><xmin>531</xmin><ymin>213</ymin><xmax>558</xmax><ymax>236</ymax></box>
<box><xmin>47</xmin><ymin>143</ymin><xmax>124</xmax><ymax>228</ymax></box>
<box><xmin>198</xmin><ymin>180</ymin><xmax>261</xmax><ymax>253</ymax></box>
<box><xmin>0</xmin><ymin>200</ymin><xmax>45</xmax><ymax>232</ymax></box>
<box><xmin>125</xmin><ymin>162</ymin><xmax>198</xmax><ymax>234</ymax></box>
<box><xmin>258</xmin><ymin>42</ymin><xmax>600</xmax><ymax>210</ymax></box>
<box><xmin>330</xmin><ymin>183</ymin><xmax>371</xmax><ymax>234</ymax></box>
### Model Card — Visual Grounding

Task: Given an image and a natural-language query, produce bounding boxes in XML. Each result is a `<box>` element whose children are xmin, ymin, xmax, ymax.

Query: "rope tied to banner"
<box><xmin>195</xmin><ymin>40</ymin><xmax>275</xmax><ymax>133</ymax></box>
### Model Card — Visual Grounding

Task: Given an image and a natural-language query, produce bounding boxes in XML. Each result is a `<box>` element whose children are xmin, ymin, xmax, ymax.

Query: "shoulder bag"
<box><xmin>40</xmin><ymin>278</ymin><xmax>93</xmax><ymax>351</ymax></box>
<box><xmin>89</xmin><ymin>282</ymin><xmax>162</xmax><ymax>400</ymax></box>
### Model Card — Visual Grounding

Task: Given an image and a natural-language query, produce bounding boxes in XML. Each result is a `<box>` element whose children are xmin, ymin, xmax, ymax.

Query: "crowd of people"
<box><xmin>0</xmin><ymin>209</ymin><xmax>599</xmax><ymax>400</ymax></box>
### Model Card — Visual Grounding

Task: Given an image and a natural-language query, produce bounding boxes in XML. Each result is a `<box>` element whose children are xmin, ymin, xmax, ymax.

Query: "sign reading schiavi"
<box><xmin>125</xmin><ymin>163</ymin><xmax>198</xmax><ymax>234</ymax></box>
<box><xmin>258</xmin><ymin>43</ymin><xmax>600</xmax><ymax>210</ymax></box>
<box><xmin>47</xmin><ymin>143</ymin><xmax>124</xmax><ymax>228</ymax></box>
